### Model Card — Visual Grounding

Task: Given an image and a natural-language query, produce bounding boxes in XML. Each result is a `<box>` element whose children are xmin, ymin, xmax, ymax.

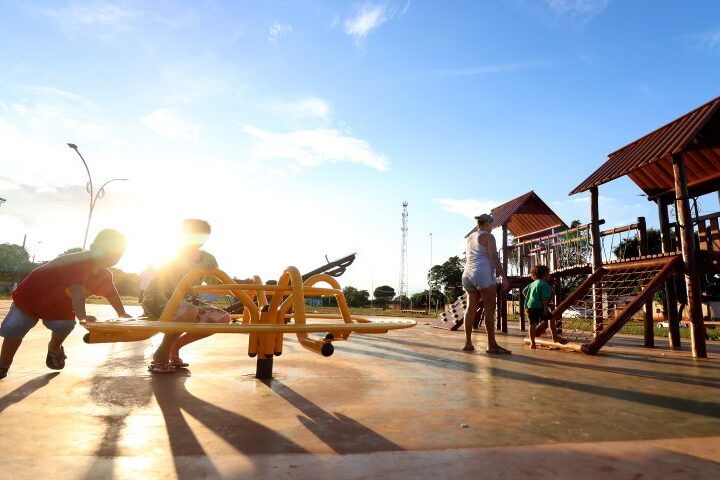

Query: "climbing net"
<box><xmin>544</xmin><ymin>261</ymin><xmax>668</xmax><ymax>344</ymax></box>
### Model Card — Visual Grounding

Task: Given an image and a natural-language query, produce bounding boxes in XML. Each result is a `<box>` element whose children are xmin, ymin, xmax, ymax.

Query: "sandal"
<box><xmin>486</xmin><ymin>346</ymin><xmax>512</xmax><ymax>355</ymax></box>
<box><xmin>148</xmin><ymin>362</ymin><xmax>174</xmax><ymax>374</ymax></box>
<box><xmin>0</xmin><ymin>364</ymin><xmax>8</xmax><ymax>379</ymax></box>
<box><xmin>46</xmin><ymin>347</ymin><xmax>67</xmax><ymax>370</ymax></box>
<box><xmin>169</xmin><ymin>357</ymin><xmax>189</xmax><ymax>368</ymax></box>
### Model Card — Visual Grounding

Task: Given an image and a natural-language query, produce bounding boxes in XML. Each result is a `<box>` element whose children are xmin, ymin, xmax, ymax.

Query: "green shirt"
<box><xmin>141</xmin><ymin>249</ymin><xmax>218</xmax><ymax>317</ymax></box>
<box><xmin>524</xmin><ymin>279</ymin><xmax>552</xmax><ymax>310</ymax></box>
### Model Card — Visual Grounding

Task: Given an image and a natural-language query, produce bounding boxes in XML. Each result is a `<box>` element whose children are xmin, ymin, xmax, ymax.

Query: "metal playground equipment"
<box><xmin>81</xmin><ymin>266</ymin><xmax>416</xmax><ymax>378</ymax></box>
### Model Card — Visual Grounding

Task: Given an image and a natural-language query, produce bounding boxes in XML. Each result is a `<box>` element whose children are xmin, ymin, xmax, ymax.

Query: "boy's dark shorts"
<box><xmin>527</xmin><ymin>308</ymin><xmax>550</xmax><ymax>326</ymax></box>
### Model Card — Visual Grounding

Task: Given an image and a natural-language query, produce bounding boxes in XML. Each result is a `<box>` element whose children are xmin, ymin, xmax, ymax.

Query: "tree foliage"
<box><xmin>343</xmin><ymin>286</ymin><xmax>370</xmax><ymax>307</ymax></box>
<box><xmin>0</xmin><ymin>243</ymin><xmax>34</xmax><ymax>281</ymax></box>
<box><xmin>410</xmin><ymin>289</ymin><xmax>446</xmax><ymax>309</ymax></box>
<box><xmin>428</xmin><ymin>256</ymin><xmax>463</xmax><ymax>303</ymax></box>
<box><xmin>612</xmin><ymin>228</ymin><xmax>662</xmax><ymax>259</ymax></box>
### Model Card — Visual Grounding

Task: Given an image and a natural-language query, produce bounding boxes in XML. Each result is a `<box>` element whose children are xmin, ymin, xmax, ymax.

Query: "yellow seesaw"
<box><xmin>81</xmin><ymin>266</ymin><xmax>416</xmax><ymax>377</ymax></box>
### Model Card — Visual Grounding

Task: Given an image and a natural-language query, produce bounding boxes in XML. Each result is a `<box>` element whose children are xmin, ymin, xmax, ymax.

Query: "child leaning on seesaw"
<box><xmin>523</xmin><ymin>265</ymin><xmax>565</xmax><ymax>348</ymax></box>
<box><xmin>0</xmin><ymin>229</ymin><xmax>132</xmax><ymax>379</ymax></box>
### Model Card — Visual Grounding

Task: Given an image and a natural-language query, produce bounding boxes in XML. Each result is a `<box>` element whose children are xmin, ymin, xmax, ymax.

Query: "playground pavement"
<box><xmin>0</xmin><ymin>300</ymin><xmax>719</xmax><ymax>479</ymax></box>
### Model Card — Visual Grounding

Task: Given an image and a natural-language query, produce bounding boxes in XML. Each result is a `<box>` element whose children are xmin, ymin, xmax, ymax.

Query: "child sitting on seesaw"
<box><xmin>523</xmin><ymin>265</ymin><xmax>565</xmax><ymax>348</ymax></box>
<box><xmin>143</xmin><ymin>219</ymin><xmax>239</xmax><ymax>373</ymax></box>
<box><xmin>0</xmin><ymin>229</ymin><xmax>132</xmax><ymax>379</ymax></box>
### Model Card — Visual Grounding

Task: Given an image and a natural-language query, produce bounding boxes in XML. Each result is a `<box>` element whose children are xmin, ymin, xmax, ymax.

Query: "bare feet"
<box><xmin>462</xmin><ymin>344</ymin><xmax>475</xmax><ymax>352</ymax></box>
<box><xmin>530</xmin><ymin>343</ymin><xmax>537</xmax><ymax>349</ymax></box>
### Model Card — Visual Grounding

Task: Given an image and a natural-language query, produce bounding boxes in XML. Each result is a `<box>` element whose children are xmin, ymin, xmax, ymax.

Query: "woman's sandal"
<box><xmin>0</xmin><ymin>364</ymin><xmax>9</xmax><ymax>379</ymax></box>
<box><xmin>486</xmin><ymin>346</ymin><xmax>512</xmax><ymax>355</ymax></box>
<box><xmin>46</xmin><ymin>347</ymin><xmax>67</xmax><ymax>370</ymax></box>
<box><xmin>169</xmin><ymin>357</ymin><xmax>189</xmax><ymax>368</ymax></box>
<box><xmin>148</xmin><ymin>362</ymin><xmax>174</xmax><ymax>374</ymax></box>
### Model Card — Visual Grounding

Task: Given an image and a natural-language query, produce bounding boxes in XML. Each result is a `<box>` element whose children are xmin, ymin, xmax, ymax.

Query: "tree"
<box><xmin>373</xmin><ymin>285</ymin><xmax>395</xmax><ymax>309</ymax></box>
<box><xmin>428</xmin><ymin>256</ymin><xmax>463</xmax><ymax>302</ymax></box>
<box><xmin>394</xmin><ymin>294</ymin><xmax>410</xmax><ymax>309</ymax></box>
<box><xmin>109</xmin><ymin>268</ymin><xmax>140</xmax><ymax>296</ymax></box>
<box><xmin>410</xmin><ymin>289</ymin><xmax>447</xmax><ymax>310</ymax></box>
<box><xmin>0</xmin><ymin>244</ymin><xmax>33</xmax><ymax>281</ymax></box>
<box><xmin>60</xmin><ymin>247</ymin><xmax>83</xmax><ymax>255</ymax></box>
<box><xmin>343</xmin><ymin>286</ymin><xmax>370</xmax><ymax>307</ymax></box>
<box><xmin>612</xmin><ymin>228</ymin><xmax>662</xmax><ymax>259</ymax></box>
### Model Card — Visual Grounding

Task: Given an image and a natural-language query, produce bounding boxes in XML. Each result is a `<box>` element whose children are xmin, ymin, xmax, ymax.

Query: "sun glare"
<box><xmin>117</xmin><ymin>222</ymin><xmax>183</xmax><ymax>274</ymax></box>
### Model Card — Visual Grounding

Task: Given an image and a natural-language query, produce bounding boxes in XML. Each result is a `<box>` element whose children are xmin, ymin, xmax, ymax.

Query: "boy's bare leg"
<box><xmin>529</xmin><ymin>324</ymin><xmax>537</xmax><ymax>348</ymax></box>
<box><xmin>0</xmin><ymin>338</ymin><xmax>22</xmax><ymax>367</ymax></box>
<box><xmin>153</xmin><ymin>306</ymin><xmax>198</xmax><ymax>363</ymax></box>
<box><xmin>48</xmin><ymin>333</ymin><xmax>69</xmax><ymax>355</ymax></box>
<box><xmin>169</xmin><ymin>309</ymin><xmax>231</xmax><ymax>359</ymax></box>
<box><xmin>463</xmin><ymin>290</ymin><xmax>480</xmax><ymax>351</ymax></box>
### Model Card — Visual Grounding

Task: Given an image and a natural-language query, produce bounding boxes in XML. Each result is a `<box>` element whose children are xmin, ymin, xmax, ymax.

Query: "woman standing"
<box><xmin>461</xmin><ymin>214</ymin><xmax>511</xmax><ymax>354</ymax></box>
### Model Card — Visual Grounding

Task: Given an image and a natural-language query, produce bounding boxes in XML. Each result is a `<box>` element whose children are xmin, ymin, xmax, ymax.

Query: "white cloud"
<box><xmin>139</xmin><ymin>108</ymin><xmax>200</xmax><ymax>141</ymax></box>
<box><xmin>242</xmin><ymin>125</ymin><xmax>389</xmax><ymax>171</ymax></box>
<box><xmin>268</xmin><ymin>23</ymin><xmax>293</xmax><ymax>43</ymax></box>
<box><xmin>694</xmin><ymin>30</ymin><xmax>720</xmax><ymax>52</ymax></box>
<box><xmin>543</xmin><ymin>0</ymin><xmax>609</xmax><ymax>21</ymax></box>
<box><xmin>261</xmin><ymin>97</ymin><xmax>331</xmax><ymax>120</ymax></box>
<box><xmin>344</xmin><ymin>4</ymin><xmax>390</xmax><ymax>42</ymax></box>
<box><xmin>437</xmin><ymin>198</ymin><xmax>498</xmax><ymax>218</ymax></box>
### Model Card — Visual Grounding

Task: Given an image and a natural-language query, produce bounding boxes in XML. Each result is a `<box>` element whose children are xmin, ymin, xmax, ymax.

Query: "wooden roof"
<box><xmin>571</xmin><ymin>96</ymin><xmax>720</xmax><ymax>198</ymax></box>
<box><xmin>466</xmin><ymin>191</ymin><xmax>566</xmax><ymax>239</ymax></box>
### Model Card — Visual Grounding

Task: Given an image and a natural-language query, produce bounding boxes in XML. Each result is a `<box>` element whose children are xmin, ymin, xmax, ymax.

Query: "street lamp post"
<box><xmin>428</xmin><ymin>232</ymin><xmax>432</xmax><ymax>314</ymax></box>
<box><xmin>67</xmin><ymin>143</ymin><xmax>127</xmax><ymax>250</ymax></box>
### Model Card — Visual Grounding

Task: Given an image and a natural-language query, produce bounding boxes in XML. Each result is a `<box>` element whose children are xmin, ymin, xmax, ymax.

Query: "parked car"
<box><xmin>562</xmin><ymin>306</ymin><xmax>592</xmax><ymax>318</ymax></box>
<box><xmin>657</xmin><ymin>321</ymin><xmax>689</xmax><ymax>328</ymax></box>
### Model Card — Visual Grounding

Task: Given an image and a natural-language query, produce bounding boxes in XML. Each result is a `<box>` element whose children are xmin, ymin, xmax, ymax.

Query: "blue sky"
<box><xmin>1</xmin><ymin>0</ymin><xmax>719</xmax><ymax>295</ymax></box>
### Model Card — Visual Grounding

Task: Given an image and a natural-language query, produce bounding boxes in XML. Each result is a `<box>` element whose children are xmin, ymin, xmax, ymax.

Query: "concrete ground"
<box><xmin>0</xmin><ymin>300</ymin><xmax>719</xmax><ymax>479</ymax></box>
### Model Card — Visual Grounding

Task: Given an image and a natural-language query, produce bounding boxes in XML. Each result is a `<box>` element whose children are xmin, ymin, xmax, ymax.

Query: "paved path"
<box><xmin>0</xmin><ymin>300</ymin><xmax>718</xmax><ymax>478</ymax></box>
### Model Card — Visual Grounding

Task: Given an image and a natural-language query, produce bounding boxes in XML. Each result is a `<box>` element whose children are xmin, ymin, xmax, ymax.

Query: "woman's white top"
<box><xmin>463</xmin><ymin>230</ymin><xmax>492</xmax><ymax>273</ymax></box>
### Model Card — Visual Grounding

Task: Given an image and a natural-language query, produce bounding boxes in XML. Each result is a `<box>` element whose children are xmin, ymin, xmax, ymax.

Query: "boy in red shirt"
<box><xmin>0</xmin><ymin>229</ymin><xmax>131</xmax><ymax>379</ymax></box>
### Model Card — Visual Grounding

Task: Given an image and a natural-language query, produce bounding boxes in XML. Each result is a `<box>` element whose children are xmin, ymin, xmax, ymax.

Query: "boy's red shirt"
<box><xmin>11</xmin><ymin>254</ymin><xmax>118</xmax><ymax>320</ymax></box>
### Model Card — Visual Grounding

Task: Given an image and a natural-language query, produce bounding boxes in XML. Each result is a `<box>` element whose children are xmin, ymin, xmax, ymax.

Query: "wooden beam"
<box><xmin>590</xmin><ymin>187</ymin><xmax>604</xmax><ymax>335</ymax></box>
<box><xmin>637</xmin><ymin>216</ymin><xmax>654</xmax><ymax>348</ymax></box>
<box><xmin>658</xmin><ymin>196</ymin><xmax>681</xmax><ymax>349</ymax></box>
<box><xmin>672</xmin><ymin>152</ymin><xmax>707</xmax><ymax>358</ymax></box>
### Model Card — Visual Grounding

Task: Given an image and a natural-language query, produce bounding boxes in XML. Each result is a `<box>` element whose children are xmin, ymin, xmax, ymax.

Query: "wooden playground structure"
<box><xmin>435</xmin><ymin>95</ymin><xmax>720</xmax><ymax>358</ymax></box>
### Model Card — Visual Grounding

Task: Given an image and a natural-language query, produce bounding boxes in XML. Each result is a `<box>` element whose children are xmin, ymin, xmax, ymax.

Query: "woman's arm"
<box><xmin>485</xmin><ymin>235</ymin><xmax>510</xmax><ymax>290</ymax></box>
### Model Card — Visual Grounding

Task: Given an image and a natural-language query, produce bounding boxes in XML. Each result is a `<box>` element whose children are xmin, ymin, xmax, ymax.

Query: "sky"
<box><xmin>1</xmin><ymin>0</ymin><xmax>719</xmax><ymax>296</ymax></box>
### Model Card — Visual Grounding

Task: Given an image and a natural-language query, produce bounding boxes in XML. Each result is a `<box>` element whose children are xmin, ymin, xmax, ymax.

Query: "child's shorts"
<box><xmin>0</xmin><ymin>304</ymin><xmax>75</xmax><ymax>338</ymax></box>
<box><xmin>172</xmin><ymin>300</ymin><xmax>230</xmax><ymax>323</ymax></box>
<box><xmin>527</xmin><ymin>308</ymin><xmax>550</xmax><ymax>326</ymax></box>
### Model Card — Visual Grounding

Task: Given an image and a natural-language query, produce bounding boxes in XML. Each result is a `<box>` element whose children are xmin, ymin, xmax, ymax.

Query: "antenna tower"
<box><xmin>398</xmin><ymin>201</ymin><xmax>408</xmax><ymax>299</ymax></box>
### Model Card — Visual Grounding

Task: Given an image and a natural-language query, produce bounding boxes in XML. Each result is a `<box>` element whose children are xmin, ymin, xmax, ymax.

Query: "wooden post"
<box><xmin>519</xmin><ymin>246</ymin><xmax>525</xmax><ymax>331</ymax></box>
<box><xmin>501</xmin><ymin>225</ymin><xmax>508</xmax><ymax>333</ymax></box>
<box><xmin>638</xmin><ymin>216</ymin><xmax>654</xmax><ymax>348</ymax></box>
<box><xmin>658</xmin><ymin>196</ymin><xmax>681</xmax><ymax>349</ymax></box>
<box><xmin>672</xmin><ymin>153</ymin><xmax>707</xmax><ymax>358</ymax></box>
<box><xmin>590</xmin><ymin>187</ymin><xmax>604</xmax><ymax>336</ymax></box>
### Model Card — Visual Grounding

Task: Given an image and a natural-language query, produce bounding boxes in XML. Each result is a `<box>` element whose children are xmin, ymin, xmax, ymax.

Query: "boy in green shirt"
<box><xmin>523</xmin><ymin>265</ymin><xmax>564</xmax><ymax>348</ymax></box>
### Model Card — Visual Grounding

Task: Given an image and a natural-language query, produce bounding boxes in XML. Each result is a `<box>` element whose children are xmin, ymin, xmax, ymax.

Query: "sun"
<box><xmin>115</xmin><ymin>220</ymin><xmax>182</xmax><ymax>274</ymax></box>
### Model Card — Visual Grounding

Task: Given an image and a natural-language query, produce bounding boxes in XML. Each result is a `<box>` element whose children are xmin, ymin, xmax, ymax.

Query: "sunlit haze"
<box><xmin>1</xmin><ymin>1</ymin><xmax>719</xmax><ymax>294</ymax></box>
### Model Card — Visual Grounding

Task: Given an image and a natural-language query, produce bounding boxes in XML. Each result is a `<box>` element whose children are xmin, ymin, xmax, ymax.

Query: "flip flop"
<box><xmin>486</xmin><ymin>347</ymin><xmax>512</xmax><ymax>355</ymax></box>
<box><xmin>169</xmin><ymin>357</ymin><xmax>189</xmax><ymax>368</ymax></box>
<box><xmin>46</xmin><ymin>347</ymin><xmax>67</xmax><ymax>370</ymax></box>
<box><xmin>148</xmin><ymin>362</ymin><xmax>174</xmax><ymax>374</ymax></box>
